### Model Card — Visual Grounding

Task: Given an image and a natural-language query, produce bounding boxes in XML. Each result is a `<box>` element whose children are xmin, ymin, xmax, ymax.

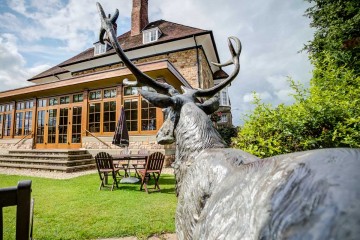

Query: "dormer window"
<box><xmin>94</xmin><ymin>43</ymin><xmax>108</xmax><ymax>56</ymax></box>
<box><xmin>143</xmin><ymin>27</ymin><xmax>162</xmax><ymax>44</ymax></box>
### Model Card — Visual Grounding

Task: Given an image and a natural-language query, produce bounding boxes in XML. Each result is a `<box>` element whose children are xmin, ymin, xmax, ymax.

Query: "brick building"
<box><xmin>0</xmin><ymin>0</ymin><xmax>232</xmax><ymax>159</ymax></box>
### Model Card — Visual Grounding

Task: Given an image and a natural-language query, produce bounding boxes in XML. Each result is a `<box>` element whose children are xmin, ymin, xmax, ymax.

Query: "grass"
<box><xmin>0</xmin><ymin>172</ymin><xmax>177</xmax><ymax>240</ymax></box>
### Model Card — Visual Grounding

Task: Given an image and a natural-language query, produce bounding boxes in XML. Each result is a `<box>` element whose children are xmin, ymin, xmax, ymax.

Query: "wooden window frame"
<box><xmin>1</xmin><ymin>103</ymin><xmax>14</xmax><ymax>138</ymax></box>
<box><xmin>88</xmin><ymin>88</ymin><xmax>117</xmax><ymax>136</ymax></box>
<box><xmin>14</xmin><ymin>100</ymin><xmax>35</xmax><ymax>137</ymax></box>
<box><xmin>123</xmin><ymin>86</ymin><xmax>162</xmax><ymax>135</ymax></box>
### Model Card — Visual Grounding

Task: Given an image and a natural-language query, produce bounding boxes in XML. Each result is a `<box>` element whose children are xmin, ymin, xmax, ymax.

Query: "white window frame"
<box><xmin>220</xmin><ymin>88</ymin><xmax>230</xmax><ymax>106</ymax></box>
<box><xmin>94</xmin><ymin>43</ymin><xmax>108</xmax><ymax>56</ymax></box>
<box><xmin>219</xmin><ymin>114</ymin><xmax>228</xmax><ymax>123</ymax></box>
<box><xmin>143</xmin><ymin>28</ymin><xmax>161</xmax><ymax>44</ymax></box>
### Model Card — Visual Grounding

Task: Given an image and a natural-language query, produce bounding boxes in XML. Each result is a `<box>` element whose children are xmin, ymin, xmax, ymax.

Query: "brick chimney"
<box><xmin>131</xmin><ymin>0</ymin><xmax>149</xmax><ymax>36</ymax></box>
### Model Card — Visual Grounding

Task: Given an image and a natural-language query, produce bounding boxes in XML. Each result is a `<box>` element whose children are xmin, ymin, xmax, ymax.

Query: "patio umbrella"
<box><xmin>113</xmin><ymin>106</ymin><xmax>139</xmax><ymax>183</ymax></box>
<box><xmin>112</xmin><ymin>106</ymin><xmax>129</xmax><ymax>148</ymax></box>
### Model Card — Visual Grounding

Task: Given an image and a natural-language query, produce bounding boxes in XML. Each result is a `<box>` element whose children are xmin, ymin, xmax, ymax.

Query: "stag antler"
<box><xmin>96</xmin><ymin>2</ymin><xmax>178</xmax><ymax>96</ymax></box>
<box><xmin>194</xmin><ymin>37</ymin><xmax>241</xmax><ymax>98</ymax></box>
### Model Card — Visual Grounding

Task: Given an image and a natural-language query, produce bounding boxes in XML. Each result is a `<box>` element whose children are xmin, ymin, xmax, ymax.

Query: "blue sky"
<box><xmin>0</xmin><ymin>0</ymin><xmax>314</xmax><ymax>126</ymax></box>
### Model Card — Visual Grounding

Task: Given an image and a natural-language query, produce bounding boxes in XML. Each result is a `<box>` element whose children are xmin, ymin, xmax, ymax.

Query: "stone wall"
<box><xmin>135</xmin><ymin>48</ymin><xmax>200</xmax><ymax>88</ymax></box>
<box><xmin>0</xmin><ymin>138</ymin><xmax>33</xmax><ymax>153</ymax></box>
<box><xmin>199</xmin><ymin>49</ymin><xmax>214</xmax><ymax>89</ymax></box>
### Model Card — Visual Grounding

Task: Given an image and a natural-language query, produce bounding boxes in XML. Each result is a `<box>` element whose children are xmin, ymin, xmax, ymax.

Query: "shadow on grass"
<box><xmin>103</xmin><ymin>174</ymin><xmax>176</xmax><ymax>194</ymax></box>
<box><xmin>118</xmin><ymin>184</ymin><xmax>176</xmax><ymax>194</ymax></box>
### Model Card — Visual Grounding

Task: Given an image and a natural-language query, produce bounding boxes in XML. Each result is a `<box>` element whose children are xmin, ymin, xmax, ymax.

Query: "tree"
<box><xmin>304</xmin><ymin>0</ymin><xmax>360</xmax><ymax>76</ymax></box>
<box><xmin>232</xmin><ymin>0</ymin><xmax>360</xmax><ymax>158</ymax></box>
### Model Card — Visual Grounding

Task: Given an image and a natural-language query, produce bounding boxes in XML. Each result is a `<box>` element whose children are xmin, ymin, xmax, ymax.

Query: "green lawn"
<box><xmin>0</xmin><ymin>172</ymin><xmax>177</xmax><ymax>240</ymax></box>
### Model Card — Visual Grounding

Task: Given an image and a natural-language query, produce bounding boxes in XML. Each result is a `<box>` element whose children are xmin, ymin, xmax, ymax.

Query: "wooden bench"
<box><xmin>0</xmin><ymin>180</ymin><xmax>34</xmax><ymax>240</ymax></box>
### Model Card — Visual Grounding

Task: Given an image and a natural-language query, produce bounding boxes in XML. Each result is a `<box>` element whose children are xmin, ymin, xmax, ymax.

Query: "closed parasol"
<box><xmin>112</xmin><ymin>106</ymin><xmax>129</xmax><ymax>147</ymax></box>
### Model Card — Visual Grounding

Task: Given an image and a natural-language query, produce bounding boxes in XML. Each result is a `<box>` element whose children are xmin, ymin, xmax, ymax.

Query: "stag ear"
<box><xmin>139</xmin><ymin>90</ymin><xmax>175</xmax><ymax>108</ymax></box>
<box><xmin>197</xmin><ymin>95</ymin><xmax>220</xmax><ymax>115</ymax></box>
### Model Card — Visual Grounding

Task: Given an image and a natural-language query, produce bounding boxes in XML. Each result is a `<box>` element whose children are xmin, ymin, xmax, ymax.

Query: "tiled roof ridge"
<box><xmin>144</xmin><ymin>19</ymin><xmax>208</xmax><ymax>32</ymax></box>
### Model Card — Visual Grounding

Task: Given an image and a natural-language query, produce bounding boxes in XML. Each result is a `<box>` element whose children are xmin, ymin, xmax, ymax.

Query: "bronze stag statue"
<box><xmin>97</xmin><ymin>3</ymin><xmax>360</xmax><ymax>239</ymax></box>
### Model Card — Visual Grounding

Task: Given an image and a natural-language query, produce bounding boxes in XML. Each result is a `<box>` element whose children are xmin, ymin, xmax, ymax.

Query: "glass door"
<box><xmin>35</xmin><ymin>96</ymin><xmax>83</xmax><ymax>149</ymax></box>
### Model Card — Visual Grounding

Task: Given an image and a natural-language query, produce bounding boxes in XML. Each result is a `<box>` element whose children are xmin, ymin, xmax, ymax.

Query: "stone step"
<box><xmin>0</xmin><ymin>153</ymin><xmax>93</xmax><ymax>161</ymax></box>
<box><xmin>0</xmin><ymin>158</ymin><xmax>94</xmax><ymax>167</ymax></box>
<box><xmin>8</xmin><ymin>149</ymin><xmax>89</xmax><ymax>156</ymax></box>
<box><xmin>0</xmin><ymin>162</ymin><xmax>96</xmax><ymax>173</ymax></box>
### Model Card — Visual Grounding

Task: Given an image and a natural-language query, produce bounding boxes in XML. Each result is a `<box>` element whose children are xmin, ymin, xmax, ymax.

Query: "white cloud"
<box><xmin>275</xmin><ymin>89</ymin><xmax>296</xmax><ymax>103</ymax></box>
<box><xmin>243</xmin><ymin>91</ymin><xmax>272</xmax><ymax>103</ymax></box>
<box><xmin>0</xmin><ymin>34</ymin><xmax>50</xmax><ymax>91</ymax></box>
<box><xmin>5</xmin><ymin>0</ymin><xmax>132</xmax><ymax>52</ymax></box>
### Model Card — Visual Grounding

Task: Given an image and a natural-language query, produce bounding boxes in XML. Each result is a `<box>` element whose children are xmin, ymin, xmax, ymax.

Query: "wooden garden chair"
<box><xmin>138</xmin><ymin>152</ymin><xmax>165</xmax><ymax>193</ymax></box>
<box><xmin>0</xmin><ymin>180</ymin><xmax>34</xmax><ymax>240</ymax></box>
<box><xmin>95</xmin><ymin>152</ymin><xmax>121</xmax><ymax>191</ymax></box>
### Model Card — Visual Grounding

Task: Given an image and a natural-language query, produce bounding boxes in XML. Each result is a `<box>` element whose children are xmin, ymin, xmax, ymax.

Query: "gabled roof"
<box><xmin>213</xmin><ymin>69</ymin><xmax>229</xmax><ymax>80</ymax></box>
<box><xmin>29</xmin><ymin>20</ymin><xmax>210</xmax><ymax>81</ymax></box>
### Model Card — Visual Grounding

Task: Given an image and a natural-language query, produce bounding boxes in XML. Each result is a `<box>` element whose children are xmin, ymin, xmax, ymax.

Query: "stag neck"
<box><xmin>172</xmin><ymin>102</ymin><xmax>225</xmax><ymax>195</ymax></box>
<box><xmin>174</xmin><ymin>102</ymin><xmax>226</xmax><ymax>161</ymax></box>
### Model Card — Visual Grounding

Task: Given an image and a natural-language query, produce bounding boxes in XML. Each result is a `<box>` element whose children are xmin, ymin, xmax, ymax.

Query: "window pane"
<box><xmin>141</xmin><ymin>98</ymin><xmax>156</xmax><ymax>131</ymax></box>
<box><xmin>73</xmin><ymin>94</ymin><xmax>83</xmax><ymax>103</ymax></box>
<box><xmin>124</xmin><ymin>87</ymin><xmax>138</xmax><ymax>96</ymax></box>
<box><xmin>131</xmin><ymin>100</ymin><xmax>138</xmax><ymax>109</ymax></box>
<box><xmin>4</xmin><ymin>114</ymin><xmax>11</xmax><ymax>136</ymax></box>
<box><xmin>38</xmin><ymin>99</ymin><xmax>46</xmax><ymax>107</ymax></box>
<box><xmin>149</xmin><ymin>108</ymin><xmax>156</xmax><ymax>118</ymax></box>
<box><xmin>49</xmin><ymin>98</ymin><xmax>58</xmax><ymax>106</ymax></box>
<box><xmin>124</xmin><ymin>98</ymin><xmax>141</xmax><ymax>131</ymax></box>
<box><xmin>110</xmin><ymin>101</ymin><xmax>116</xmax><ymax>111</ymax></box>
<box><xmin>132</xmin><ymin>109</ymin><xmax>138</xmax><ymax>119</ymax></box>
<box><xmin>124</xmin><ymin>101</ymin><xmax>130</xmax><ymax>109</ymax></box>
<box><xmin>90</xmin><ymin>90</ymin><xmax>101</xmax><ymax>100</ymax></box>
<box><xmin>72</xmin><ymin>105</ymin><xmax>82</xmax><ymax>145</ymax></box>
<box><xmin>89</xmin><ymin>103</ymin><xmax>100</xmax><ymax>133</ymax></box>
<box><xmin>103</xmin><ymin>101</ymin><xmax>116</xmax><ymax>132</ymax></box>
<box><xmin>60</xmin><ymin>96</ymin><xmax>70</xmax><ymax>104</ymax></box>
<box><xmin>141</xmin><ymin>108</ymin><xmax>148</xmax><ymax>119</ymax></box>
<box><xmin>130</xmin><ymin>121</ymin><xmax>137</xmax><ymax>131</ymax></box>
<box><xmin>48</xmin><ymin>109</ymin><xmax>57</xmax><ymax>143</ymax></box>
<box><xmin>15</xmin><ymin>112</ymin><xmax>23</xmax><ymax>136</ymax></box>
<box><xmin>104</xmin><ymin>102</ymin><xmax>109</xmax><ymax>111</ymax></box>
<box><xmin>104</xmin><ymin>89</ymin><xmax>116</xmax><ymax>98</ymax></box>
<box><xmin>24</xmin><ymin>111</ymin><xmax>32</xmax><ymax>135</ymax></box>
<box><xmin>36</xmin><ymin>110</ymin><xmax>45</xmax><ymax>143</ymax></box>
<box><xmin>109</xmin><ymin>122</ymin><xmax>116</xmax><ymax>132</ymax></box>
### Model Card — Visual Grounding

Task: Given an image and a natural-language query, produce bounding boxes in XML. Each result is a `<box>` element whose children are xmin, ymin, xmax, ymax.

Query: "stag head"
<box><xmin>97</xmin><ymin>3</ymin><xmax>241</xmax><ymax>144</ymax></box>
